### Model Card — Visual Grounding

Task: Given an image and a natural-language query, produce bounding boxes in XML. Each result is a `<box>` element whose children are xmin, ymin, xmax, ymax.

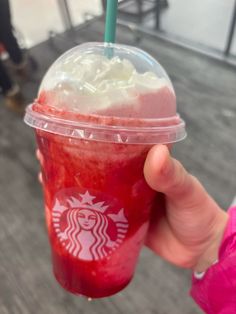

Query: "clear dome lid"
<box><xmin>24</xmin><ymin>42</ymin><xmax>186</xmax><ymax>144</ymax></box>
<box><xmin>38</xmin><ymin>42</ymin><xmax>177</xmax><ymax>118</ymax></box>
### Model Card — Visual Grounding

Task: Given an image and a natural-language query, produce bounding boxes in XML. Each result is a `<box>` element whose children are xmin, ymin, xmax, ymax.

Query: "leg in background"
<box><xmin>0</xmin><ymin>0</ymin><xmax>23</xmax><ymax>65</ymax></box>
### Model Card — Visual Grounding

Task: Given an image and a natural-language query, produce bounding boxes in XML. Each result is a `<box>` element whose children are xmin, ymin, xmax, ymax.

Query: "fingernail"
<box><xmin>160</xmin><ymin>152</ymin><xmax>173</xmax><ymax>178</ymax></box>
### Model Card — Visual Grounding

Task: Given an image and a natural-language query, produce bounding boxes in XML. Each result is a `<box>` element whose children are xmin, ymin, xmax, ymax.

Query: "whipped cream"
<box><xmin>39</xmin><ymin>53</ymin><xmax>174</xmax><ymax>114</ymax></box>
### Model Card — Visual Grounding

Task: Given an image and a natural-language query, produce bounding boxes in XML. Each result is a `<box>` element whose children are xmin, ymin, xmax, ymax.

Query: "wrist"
<box><xmin>193</xmin><ymin>211</ymin><xmax>228</xmax><ymax>273</ymax></box>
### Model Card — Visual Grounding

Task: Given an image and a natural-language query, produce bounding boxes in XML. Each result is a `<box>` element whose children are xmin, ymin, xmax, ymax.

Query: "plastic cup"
<box><xmin>24</xmin><ymin>42</ymin><xmax>186</xmax><ymax>298</ymax></box>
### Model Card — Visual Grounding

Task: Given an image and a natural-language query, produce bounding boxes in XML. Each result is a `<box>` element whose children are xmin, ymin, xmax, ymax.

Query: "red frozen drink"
<box><xmin>24</xmin><ymin>43</ymin><xmax>186</xmax><ymax>298</ymax></box>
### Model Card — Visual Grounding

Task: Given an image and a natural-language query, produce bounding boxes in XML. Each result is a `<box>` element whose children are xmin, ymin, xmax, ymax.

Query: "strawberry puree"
<box><xmin>34</xmin><ymin>79</ymin><xmax>179</xmax><ymax>297</ymax></box>
<box><xmin>36</xmin><ymin>106</ymin><xmax>156</xmax><ymax>297</ymax></box>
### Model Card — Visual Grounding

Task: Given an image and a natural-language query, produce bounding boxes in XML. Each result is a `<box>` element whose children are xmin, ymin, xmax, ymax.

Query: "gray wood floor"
<box><xmin>1</xmin><ymin>18</ymin><xmax>236</xmax><ymax>314</ymax></box>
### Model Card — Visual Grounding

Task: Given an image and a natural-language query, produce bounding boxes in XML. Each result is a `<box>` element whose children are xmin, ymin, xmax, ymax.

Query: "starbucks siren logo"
<box><xmin>52</xmin><ymin>191</ymin><xmax>128</xmax><ymax>261</ymax></box>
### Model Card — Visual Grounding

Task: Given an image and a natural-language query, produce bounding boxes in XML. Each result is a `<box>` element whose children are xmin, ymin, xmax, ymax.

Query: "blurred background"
<box><xmin>8</xmin><ymin>0</ymin><xmax>236</xmax><ymax>57</ymax></box>
<box><xmin>0</xmin><ymin>1</ymin><xmax>236</xmax><ymax>313</ymax></box>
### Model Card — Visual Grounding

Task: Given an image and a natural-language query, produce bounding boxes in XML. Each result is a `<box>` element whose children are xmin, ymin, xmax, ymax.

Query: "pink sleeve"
<box><xmin>190</xmin><ymin>206</ymin><xmax>236</xmax><ymax>314</ymax></box>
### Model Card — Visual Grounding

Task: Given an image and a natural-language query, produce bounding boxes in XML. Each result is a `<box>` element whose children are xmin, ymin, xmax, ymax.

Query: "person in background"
<box><xmin>0</xmin><ymin>0</ymin><xmax>27</xmax><ymax>112</ymax></box>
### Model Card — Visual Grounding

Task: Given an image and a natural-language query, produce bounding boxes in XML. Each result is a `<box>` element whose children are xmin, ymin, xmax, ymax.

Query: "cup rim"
<box><xmin>24</xmin><ymin>104</ymin><xmax>187</xmax><ymax>145</ymax></box>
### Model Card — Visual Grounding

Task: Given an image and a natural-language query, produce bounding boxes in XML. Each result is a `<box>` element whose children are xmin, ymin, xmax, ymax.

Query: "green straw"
<box><xmin>104</xmin><ymin>0</ymin><xmax>118</xmax><ymax>57</ymax></box>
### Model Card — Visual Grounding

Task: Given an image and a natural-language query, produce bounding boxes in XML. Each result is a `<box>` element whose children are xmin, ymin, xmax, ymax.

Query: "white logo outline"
<box><xmin>52</xmin><ymin>191</ymin><xmax>128</xmax><ymax>261</ymax></box>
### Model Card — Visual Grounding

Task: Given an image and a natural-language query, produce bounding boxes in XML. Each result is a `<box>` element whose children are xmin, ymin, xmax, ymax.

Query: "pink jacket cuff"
<box><xmin>190</xmin><ymin>206</ymin><xmax>236</xmax><ymax>313</ymax></box>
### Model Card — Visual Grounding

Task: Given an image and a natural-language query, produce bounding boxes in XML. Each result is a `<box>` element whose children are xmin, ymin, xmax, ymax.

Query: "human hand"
<box><xmin>144</xmin><ymin>145</ymin><xmax>228</xmax><ymax>272</ymax></box>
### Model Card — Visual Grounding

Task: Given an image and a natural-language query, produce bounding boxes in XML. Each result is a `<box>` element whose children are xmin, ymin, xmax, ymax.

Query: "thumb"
<box><xmin>144</xmin><ymin>145</ymin><xmax>228</xmax><ymax>272</ymax></box>
<box><xmin>144</xmin><ymin>145</ymin><xmax>214</xmax><ymax>210</ymax></box>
